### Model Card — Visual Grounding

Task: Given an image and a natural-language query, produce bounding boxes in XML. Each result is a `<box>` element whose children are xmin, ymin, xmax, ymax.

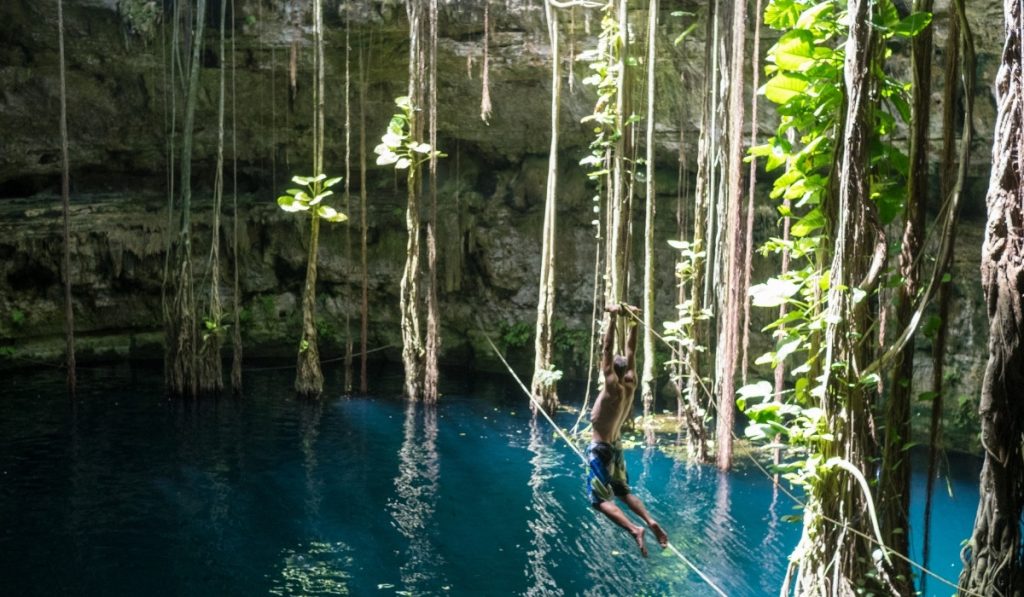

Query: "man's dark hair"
<box><xmin>613</xmin><ymin>355</ymin><xmax>628</xmax><ymax>378</ymax></box>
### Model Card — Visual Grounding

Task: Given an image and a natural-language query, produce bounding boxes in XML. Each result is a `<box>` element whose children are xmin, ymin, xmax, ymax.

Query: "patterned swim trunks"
<box><xmin>586</xmin><ymin>440</ymin><xmax>630</xmax><ymax>506</ymax></box>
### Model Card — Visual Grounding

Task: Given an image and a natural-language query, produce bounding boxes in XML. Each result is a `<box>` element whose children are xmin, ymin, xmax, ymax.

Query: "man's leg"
<box><xmin>620</xmin><ymin>493</ymin><xmax>669</xmax><ymax>548</ymax></box>
<box><xmin>594</xmin><ymin>500</ymin><xmax>648</xmax><ymax>557</ymax></box>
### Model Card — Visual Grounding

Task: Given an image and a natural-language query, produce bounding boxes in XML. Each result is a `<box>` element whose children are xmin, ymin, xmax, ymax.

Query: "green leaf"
<box><xmin>323</xmin><ymin>176</ymin><xmax>342</xmax><ymax>188</ymax></box>
<box><xmin>411</xmin><ymin>142</ymin><xmax>433</xmax><ymax>154</ymax></box>
<box><xmin>763</xmin><ymin>72</ymin><xmax>808</xmax><ymax>105</ymax></box>
<box><xmin>873</xmin><ymin>186</ymin><xmax>903</xmax><ymax>225</ymax></box>
<box><xmin>738</xmin><ymin>381</ymin><xmax>773</xmax><ymax>401</ymax></box>
<box><xmin>772</xmin><ymin>30</ymin><xmax>817</xmax><ymax>71</ymax></box>
<box><xmin>795</xmin><ymin>2</ymin><xmax>833</xmax><ymax>30</ymax></box>
<box><xmin>791</xmin><ymin>207</ymin><xmax>825</xmax><ymax>237</ymax></box>
<box><xmin>751</xmin><ymin>278</ymin><xmax>801</xmax><ymax>308</ymax></box>
<box><xmin>277</xmin><ymin>195</ymin><xmax>308</xmax><ymax>212</ymax></box>
<box><xmin>394</xmin><ymin>95</ymin><xmax>411</xmax><ymax>109</ymax></box>
<box><xmin>317</xmin><ymin>205</ymin><xmax>348</xmax><ymax>223</ymax></box>
<box><xmin>764</xmin><ymin>0</ymin><xmax>800</xmax><ymax>29</ymax></box>
<box><xmin>875</xmin><ymin>0</ymin><xmax>900</xmax><ymax>30</ymax></box>
<box><xmin>376</xmin><ymin>152</ymin><xmax>399</xmax><ymax>166</ymax></box>
<box><xmin>309</xmin><ymin>190</ymin><xmax>334</xmax><ymax>205</ymax></box>
<box><xmin>673</xmin><ymin>22</ymin><xmax>698</xmax><ymax>46</ymax></box>
<box><xmin>382</xmin><ymin>131</ymin><xmax>404</xmax><ymax>147</ymax></box>
<box><xmin>776</xmin><ymin>336</ymin><xmax>802</xmax><ymax>364</ymax></box>
<box><xmin>291</xmin><ymin>175</ymin><xmax>313</xmax><ymax>185</ymax></box>
<box><xmin>395</xmin><ymin>157</ymin><xmax>411</xmax><ymax>170</ymax></box>
<box><xmin>892</xmin><ymin>12</ymin><xmax>932</xmax><ymax>37</ymax></box>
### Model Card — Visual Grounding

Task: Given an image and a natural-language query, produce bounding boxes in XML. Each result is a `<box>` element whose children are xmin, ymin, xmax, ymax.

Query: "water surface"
<box><xmin>0</xmin><ymin>365</ymin><xmax>979</xmax><ymax>595</ymax></box>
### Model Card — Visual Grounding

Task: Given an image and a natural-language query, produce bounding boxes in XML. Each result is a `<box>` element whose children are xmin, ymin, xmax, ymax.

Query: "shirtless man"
<box><xmin>586</xmin><ymin>303</ymin><xmax>669</xmax><ymax>557</ymax></box>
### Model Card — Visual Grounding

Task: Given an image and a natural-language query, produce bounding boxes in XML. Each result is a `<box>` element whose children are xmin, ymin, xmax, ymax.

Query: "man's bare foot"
<box><xmin>631</xmin><ymin>526</ymin><xmax>648</xmax><ymax>557</ymax></box>
<box><xmin>649</xmin><ymin>521</ymin><xmax>669</xmax><ymax>548</ymax></box>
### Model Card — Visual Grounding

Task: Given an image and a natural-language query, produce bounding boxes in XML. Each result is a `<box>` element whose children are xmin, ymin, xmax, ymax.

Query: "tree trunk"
<box><xmin>608</xmin><ymin>0</ymin><xmax>631</xmax><ymax>310</ymax></box>
<box><xmin>343</xmin><ymin>10</ymin><xmax>354</xmax><ymax>394</ymax></box>
<box><xmin>788</xmin><ymin>1</ymin><xmax>886</xmax><ymax>592</ymax></box>
<box><xmin>295</xmin><ymin>214</ymin><xmax>324</xmax><ymax>397</ymax></box>
<box><xmin>56</xmin><ymin>0</ymin><xmax>76</xmax><ymax>396</ymax></box>
<box><xmin>715</xmin><ymin>0</ymin><xmax>747</xmax><ymax>472</ymax></box>
<box><xmin>922</xmin><ymin>2</ymin><xmax>967</xmax><ymax>586</ymax></box>
<box><xmin>400</xmin><ymin>0</ymin><xmax>425</xmax><ymax>400</ymax></box>
<box><xmin>684</xmin><ymin>0</ymin><xmax>718</xmax><ymax>464</ymax></box>
<box><xmin>640</xmin><ymin>0</ymin><xmax>658</xmax><ymax>429</ymax></box>
<box><xmin>424</xmin><ymin>0</ymin><xmax>441</xmax><ymax>404</ymax></box>
<box><xmin>230</xmin><ymin>0</ymin><xmax>242</xmax><ymax>396</ymax></box>
<box><xmin>879</xmin><ymin>1</ymin><xmax>933</xmax><ymax>590</ymax></box>
<box><xmin>167</xmin><ymin>0</ymin><xmax>206</xmax><ymax>399</ymax></box>
<box><xmin>359</xmin><ymin>44</ymin><xmax>369</xmax><ymax>394</ymax></box>
<box><xmin>740</xmin><ymin>0</ymin><xmax>763</xmax><ymax>386</ymax></box>
<box><xmin>531</xmin><ymin>1</ymin><xmax>560</xmax><ymax>415</ymax></box>
<box><xmin>959</xmin><ymin>1</ymin><xmax>1024</xmax><ymax>593</ymax></box>
<box><xmin>199</xmin><ymin>0</ymin><xmax>228</xmax><ymax>395</ymax></box>
<box><xmin>295</xmin><ymin>0</ymin><xmax>325</xmax><ymax>399</ymax></box>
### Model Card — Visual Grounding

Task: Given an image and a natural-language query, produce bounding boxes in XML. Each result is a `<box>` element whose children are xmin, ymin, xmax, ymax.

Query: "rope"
<box><xmin>242</xmin><ymin>344</ymin><xmax>396</xmax><ymax>371</ymax></box>
<box><xmin>478</xmin><ymin>325</ymin><xmax>729</xmax><ymax>597</ymax></box>
<box><xmin>619</xmin><ymin>309</ymin><xmax>985</xmax><ymax>597</ymax></box>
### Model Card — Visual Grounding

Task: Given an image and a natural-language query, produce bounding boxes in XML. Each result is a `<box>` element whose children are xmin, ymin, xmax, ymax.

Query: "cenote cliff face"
<box><xmin>0</xmin><ymin>0</ymin><xmax>1003</xmax><ymax>446</ymax></box>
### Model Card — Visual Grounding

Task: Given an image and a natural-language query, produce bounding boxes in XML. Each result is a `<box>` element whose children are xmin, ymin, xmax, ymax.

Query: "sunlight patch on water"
<box><xmin>269</xmin><ymin>541</ymin><xmax>353</xmax><ymax>596</ymax></box>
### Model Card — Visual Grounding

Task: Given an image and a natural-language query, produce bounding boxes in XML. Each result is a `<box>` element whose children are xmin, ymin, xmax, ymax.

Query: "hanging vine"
<box><xmin>198</xmin><ymin>0</ymin><xmax>228</xmax><ymax>395</ymax></box>
<box><xmin>166</xmin><ymin>0</ymin><xmax>206</xmax><ymax>399</ymax></box>
<box><xmin>531</xmin><ymin>0</ymin><xmax>562</xmax><ymax>414</ymax></box>
<box><xmin>56</xmin><ymin>0</ymin><xmax>76</xmax><ymax>396</ymax></box>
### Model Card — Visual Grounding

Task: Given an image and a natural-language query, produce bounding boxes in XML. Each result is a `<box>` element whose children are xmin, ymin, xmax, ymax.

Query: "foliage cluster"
<box><xmin>116</xmin><ymin>0</ymin><xmax>161</xmax><ymax>39</ymax></box>
<box><xmin>374</xmin><ymin>96</ymin><xmax>444</xmax><ymax>171</ymax></box>
<box><xmin>277</xmin><ymin>174</ymin><xmax>347</xmax><ymax>223</ymax></box>
<box><xmin>735</xmin><ymin>0</ymin><xmax>931</xmax><ymax>484</ymax></box>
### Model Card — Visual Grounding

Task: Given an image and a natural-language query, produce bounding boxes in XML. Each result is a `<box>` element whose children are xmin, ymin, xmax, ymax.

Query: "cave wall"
<box><xmin>0</xmin><ymin>0</ymin><xmax>1001</xmax><ymax>442</ymax></box>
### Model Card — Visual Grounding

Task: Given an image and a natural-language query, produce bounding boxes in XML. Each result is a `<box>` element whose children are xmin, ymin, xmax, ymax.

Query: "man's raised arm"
<box><xmin>624</xmin><ymin>306</ymin><xmax>640</xmax><ymax>371</ymax></box>
<box><xmin>601</xmin><ymin>305</ymin><xmax>619</xmax><ymax>375</ymax></box>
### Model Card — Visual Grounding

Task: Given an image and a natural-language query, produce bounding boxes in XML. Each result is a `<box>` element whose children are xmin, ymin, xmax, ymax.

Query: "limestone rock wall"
<box><xmin>0</xmin><ymin>0</ymin><xmax>1000</xmax><ymax>445</ymax></box>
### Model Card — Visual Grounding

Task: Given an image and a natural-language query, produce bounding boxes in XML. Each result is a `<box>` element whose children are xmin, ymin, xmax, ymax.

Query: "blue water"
<box><xmin>0</xmin><ymin>365</ymin><xmax>979</xmax><ymax>595</ymax></box>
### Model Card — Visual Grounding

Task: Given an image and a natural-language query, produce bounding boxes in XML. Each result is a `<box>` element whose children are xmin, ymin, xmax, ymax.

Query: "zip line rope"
<box><xmin>478</xmin><ymin>326</ymin><xmax>729</xmax><ymax>597</ymax></box>
<box><xmin>618</xmin><ymin>309</ymin><xmax>984</xmax><ymax>597</ymax></box>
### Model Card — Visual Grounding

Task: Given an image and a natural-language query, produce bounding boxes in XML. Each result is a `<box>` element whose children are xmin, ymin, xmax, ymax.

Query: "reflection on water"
<box><xmin>388</xmin><ymin>400</ymin><xmax>446</xmax><ymax>592</ymax></box>
<box><xmin>270</xmin><ymin>541</ymin><xmax>352</xmax><ymax>595</ymax></box>
<box><xmin>758</xmin><ymin>482</ymin><xmax>791</xmax><ymax>596</ymax></box>
<box><xmin>524</xmin><ymin>417</ymin><xmax>564</xmax><ymax>596</ymax></box>
<box><xmin>300</xmin><ymin>402</ymin><xmax>324</xmax><ymax>527</ymax></box>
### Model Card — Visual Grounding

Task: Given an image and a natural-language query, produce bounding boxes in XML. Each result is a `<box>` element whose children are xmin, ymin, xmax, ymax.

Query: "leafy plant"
<box><xmin>10</xmin><ymin>309</ymin><xmax>25</xmax><ymax>327</ymax></box>
<box><xmin>201</xmin><ymin>313</ymin><xmax>229</xmax><ymax>343</ymax></box>
<box><xmin>662</xmin><ymin>239</ymin><xmax>712</xmax><ymax>368</ymax></box>
<box><xmin>739</xmin><ymin>0</ymin><xmax>929</xmax><ymax>487</ymax></box>
<box><xmin>552</xmin><ymin>319</ymin><xmax>590</xmax><ymax>357</ymax></box>
<box><xmin>277</xmin><ymin>174</ymin><xmax>347</xmax><ymax>223</ymax></box>
<box><xmin>534</xmin><ymin>365</ymin><xmax>564</xmax><ymax>390</ymax></box>
<box><xmin>117</xmin><ymin>0</ymin><xmax>161</xmax><ymax>39</ymax></box>
<box><xmin>374</xmin><ymin>96</ymin><xmax>445</xmax><ymax>170</ymax></box>
<box><xmin>499</xmin><ymin>320</ymin><xmax>533</xmax><ymax>349</ymax></box>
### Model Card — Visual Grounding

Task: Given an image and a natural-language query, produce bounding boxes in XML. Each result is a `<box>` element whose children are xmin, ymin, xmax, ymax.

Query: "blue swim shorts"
<box><xmin>586</xmin><ymin>440</ymin><xmax>630</xmax><ymax>506</ymax></box>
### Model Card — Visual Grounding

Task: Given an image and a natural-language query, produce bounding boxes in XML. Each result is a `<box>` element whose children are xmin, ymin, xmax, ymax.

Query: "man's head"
<box><xmin>613</xmin><ymin>355</ymin><xmax>628</xmax><ymax>378</ymax></box>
